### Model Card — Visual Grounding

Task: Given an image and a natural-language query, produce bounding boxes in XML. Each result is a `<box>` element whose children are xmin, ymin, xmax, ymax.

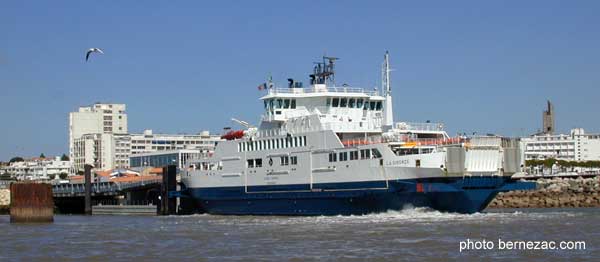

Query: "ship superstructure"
<box><xmin>181</xmin><ymin>53</ymin><xmax>533</xmax><ymax>215</ymax></box>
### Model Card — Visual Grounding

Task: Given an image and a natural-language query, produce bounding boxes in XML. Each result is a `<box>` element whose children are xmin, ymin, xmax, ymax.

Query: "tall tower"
<box><xmin>542</xmin><ymin>100</ymin><xmax>554</xmax><ymax>135</ymax></box>
<box><xmin>382</xmin><ymin>51</ymin><xmax>394</xmax><ymax>128</ymax></box>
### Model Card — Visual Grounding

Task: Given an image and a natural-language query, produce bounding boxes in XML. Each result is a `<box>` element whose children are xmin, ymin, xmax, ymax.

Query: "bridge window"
<box><xmin>332</xmin><ymin>98</ymin><xmax>339</xmax><ymax>107</ymax></box>
<box><xmin>276</xmin><ymin>99</ymin><xmax>283</xmax><ymax>109</ymax></box>
<box><xmin>255</xmin><ymin>158</ymin><xmax>262</xmax><ymax>167</ymax></box>
<box><xmin>339</xmin><ymin>152</ymin><xmax>348</xmax><ymax>161</ymax></box>
<box><xmin>376</xmin><ymin>101</ymin><xmax>382</xmax><ymax>111</ymax></box>
<box><xmin>360</xmin><ymin>149</ymin><xmax>371</xmax><ymax>159</ymax></box>
<box><xmin>284</xmin><ymin>99</ymin><xmax>290</xmax><ymax>109</ymax></box>
<box><xmin>328</xmin><ymin>153</ymin><xmax>337</xmax><ymax>162</ymax></box>
<box><xmin>291</xmin><ymin>99</ymin><xmax>296</xmax><ymax>109</ymax></box>
<box><xmin>326</xmin><ymin>98</ymin><xmax>331</xmax><ymax>107</ymax></box>
<box><xmin>340</xmin><ymin>98</ymin><xmax>347</xmax><ymax>107</ymax></box>
<box><xmin>348</xmin><ymin>99</ymin><xmax>355</xmax><ymax>108</ymax></box>
<box><xmin>370</xmin><ymin>102</ymin><xmax>376</xmax><ymax>111</ymax></box>
<box><xmin>357</xmin><ymin>99</ymin><xmax>364</xmax><ymax>108</ymax></box>
<box><xmin>350</xmin><ymin>151</ymin><xmax>358</xmax><ymax>160</ymax></box>
<box><xmin>371</xmin><ymin>149</ymin><xmax>382</xmax><ymax>158</ymax></box>
<box><xmin>280</xmin><ymin>156</ymin><xmax>289</xmax><ymax>166</ymax></box>
<box><xmin>291</xmin><ymin>156</ymin><xmax>298</xmax><ymax>165</ymax></box>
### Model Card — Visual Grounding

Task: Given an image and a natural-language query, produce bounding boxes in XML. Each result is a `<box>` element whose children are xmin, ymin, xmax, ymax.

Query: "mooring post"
<box><xmin>159</xmin><ymin>165</ymin><xmax>177</xmax><ymax>215</ymax></box>
<box><xmin>84</xmin><ymin>164</ymin><xmax>92</xmax><ymax>215</ymax></box>
<box><xmin>10</xmin><ymin>183</ymin><xmax>54</xmax><ymax>223</ymax></box>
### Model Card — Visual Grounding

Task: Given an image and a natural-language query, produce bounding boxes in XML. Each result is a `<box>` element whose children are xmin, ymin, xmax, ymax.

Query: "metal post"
<box><xmin>84</xmin><ymin>164</ymin><xmax>92</xmax><ymax>215</ymax></box>
<box><xmin>159</xmin><ymin>165</ymin><xmax>177</xmax><ymax>215</ymax></box>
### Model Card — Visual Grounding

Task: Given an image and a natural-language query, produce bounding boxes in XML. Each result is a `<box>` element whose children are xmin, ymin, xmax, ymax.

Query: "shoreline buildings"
<box><xmin>521</xmin><ymin>101</ymin><xmax>600</xmax><ymax>161</ymax></box>
<box><xmin>1</xmin><ymin>156</ymin><xmax>70</xmax><ymax>180</ymax></box>
<box><xmin>69</xmin><ymin>103</ymin><xmax>221</xmax><ymax>173</ymax></box>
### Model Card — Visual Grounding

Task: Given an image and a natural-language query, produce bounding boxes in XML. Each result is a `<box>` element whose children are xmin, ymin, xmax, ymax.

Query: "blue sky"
<box><xmin>1</xmin><ymin>1</ymin><xmax>599</xmax><ymax>160</ymax></box>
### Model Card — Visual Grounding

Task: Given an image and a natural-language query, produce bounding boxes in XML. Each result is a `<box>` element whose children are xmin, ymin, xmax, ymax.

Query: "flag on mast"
<box><xmin>257</xmin><ymin>83</ymin><xmax>267</xmax><ymax>91</ymax></box>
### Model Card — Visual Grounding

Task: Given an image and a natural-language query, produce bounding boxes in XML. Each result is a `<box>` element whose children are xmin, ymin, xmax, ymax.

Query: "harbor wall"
<box><xmin>489</xmin><ymin>176</ymin><xmax>600</xmax><ymax>208</ymax></box>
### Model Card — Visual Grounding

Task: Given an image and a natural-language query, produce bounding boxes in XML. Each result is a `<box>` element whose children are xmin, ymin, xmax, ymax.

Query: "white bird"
<box><xmin>85</xmin><ymin>48</ymin><xmax>104</xmax><ymax>62</ymax></box>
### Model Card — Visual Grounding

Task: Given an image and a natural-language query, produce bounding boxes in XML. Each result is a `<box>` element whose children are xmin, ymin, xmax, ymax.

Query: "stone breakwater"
<box><xmin>489</xmin><ymin>176</ymin><xmax>600</xmax><ymax>208</ymax></box>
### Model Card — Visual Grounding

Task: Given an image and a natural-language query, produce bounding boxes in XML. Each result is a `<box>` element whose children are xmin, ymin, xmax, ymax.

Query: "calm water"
<box><xmin>0</xmin><ymin>208</ymin><xmax>598</xmax><ymax>261</ymax></box>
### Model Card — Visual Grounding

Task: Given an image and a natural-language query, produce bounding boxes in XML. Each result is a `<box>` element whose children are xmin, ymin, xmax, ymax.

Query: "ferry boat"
<box><xmin>181</xmin><ymin>53</ymin><xmax>534</xmax><ymax>215</ymax></box>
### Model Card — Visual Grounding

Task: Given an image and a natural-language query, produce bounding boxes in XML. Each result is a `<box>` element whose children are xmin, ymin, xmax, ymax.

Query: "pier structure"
<box><xmin>52</xmin><ymin>176</ymin><xmax>162</xmax><ymax>214</ymax></box>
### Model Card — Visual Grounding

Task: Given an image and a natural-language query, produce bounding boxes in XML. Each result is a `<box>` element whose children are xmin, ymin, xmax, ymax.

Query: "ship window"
<box><xmin>281</xmin><ymin>138</ymin><xmax>286</xmax><ymax>148</ymax></box>
<box><xmin>357</xmin><ymin>99</ymin><xmax>364</xmax><ymax>108</ymax></box>
<box><xmin>291</xmin><ymin>156</ymin><xmax>298</xmax><ymax>165</ymax></box>
<box><xmin>269</xmin><ymin>100</ymin><xmax>274</xmax><ymax>111</ymax></box>
<box><xmin>348</xmin><ymin>99</ymin><xmax>355</xmax><ymax>108</ymax></box>
<box><xmin>416</xmin><ymin>159</ymin><xmax>421</xmax><ymax>168</ymax></box>
<box><xmin>276</xmin><ymin>139</ymin><xmax>280</xmax><ymax>148</ymax></box>
<box><xmin>280</xmin><ymin>156</ymin><xmax>289</xmax><ymax>166</ymax></box>
<box><xmin>303</xmin><ymin>136</ymin><xmax>307</xmax><ymax>146</ymax></box>
<box><xmin>255</xmin><ymin>158</ymin><xmax>262</xmax><ymax>167</ymax></box>
<box><xmin>328</xmin><ymin>153</ymin><xmax>337</xmax><ymax>162</ymax></box>
<box><xmin>371</xmin><ymin>149</ymin><xmax>382</xmax><ymax>158</ymax></box>
<box><xmin>284</xmin><ymin>99</ymin><xmax>290</xmax><ymax>109</ymax></box>
<box><xmin>350</xmin><ymin>151</ymin><xmax>359</xmax><ymax>160</ymax></box>
<box><xmin>264</xmin><ymin>100</ymin><xmax>268</xmax><ymax>109</ymax></box>
<box><xmin>360</xmin><ymin>149</ymin><xmax>371</xmax><ymax>159</ymax></box>
<box><xmin>326</xmin><ymin>98</ymin><xmax>331</xmax><ymax>107</ymax></box>
<box><xmin>339</xmin><ymin>152</ymin><xmax>348</xmax><ymax>161</ymax></box>
<box><xmin>370</xmin><ymin>102</ymin><xmax>376</xmax><ymax>110</ymax></box>
<box><xmin>276</xmin><ymin>99</ymin><xmax>283</xmax><ymax>109</ymax></box>
<box><xmin>291</xmin><ymin>99</ymin><xmax>296</xmax><ymax>109</ymax></box>
<box><xmin>247</xmin><ymin>159</ymin><xmax>254</xmax><ymax>168</ymax></box>
<box><xmin>332</xmin><ymin>98</ymin><xmax>339</xmax><ymax>107</ymax></box>
<box><xmin>340</xmin><ymin>98</ymin><xmax>347</xmax><ymax>107</ymax></box>
<box><xmin>294</xmin><ymin>137</ymin><xmax>298</xmax><ymax>147</ymax></box>
<box><xmin>376</xmin><ymin>101</ymin><xmax>382</xmax><ymax>111</ymax></box>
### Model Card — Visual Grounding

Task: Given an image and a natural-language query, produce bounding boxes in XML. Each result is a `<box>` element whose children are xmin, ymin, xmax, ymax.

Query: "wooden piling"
<box><xmin>10</xmin><ymin>183</ymin><xmax>54</xmax><ymax>223</ymax></box>
<box><xmin>159</xmin><ymin>165</ymin><xmax>177</xmax><ymax>215</ymax></box>
<box><xmin>84</xmin><ymin>164</ymin><xmax>92</xmax><ymax>215</ymax></box>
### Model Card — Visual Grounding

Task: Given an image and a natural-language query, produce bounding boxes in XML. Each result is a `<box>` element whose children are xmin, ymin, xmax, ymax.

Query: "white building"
<box><xmin>521</xmin><ymin>128</ymin><xmax>600</xmax><ymax>161</ymax></box>
<box><xmin>1</xmin><ymin>156</ymin><xmax>71</xmax><ymax>180</ymax></box>
<box><xmin>130</xmin><ymin>129</ymin><xmax>220</xmax><ymax>155</ymax></box>
<box><xmin>72</xmin><ymin>133</ymin><xmax>131</xmax><ymax>172</ymax></box>
<box><xmin>69</xmin><ymin>103</ymin><xmax>128</xmax><ymax>170</ymax></box>
<box><xmin>69</xmin><ymin>103</ymin><xmax>221</xmax><ymax>172</ymax></box>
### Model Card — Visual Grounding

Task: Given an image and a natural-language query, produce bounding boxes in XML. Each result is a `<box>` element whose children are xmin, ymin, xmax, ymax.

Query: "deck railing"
<box><xmin>269</xmin><ymin>86</ymin><xmax>379</xmax><ymax>96</ymax></box>
<box><xmin>341</xmin><ymin>136</ymin><xmax>467</xmax><ymax>147</ymax></box>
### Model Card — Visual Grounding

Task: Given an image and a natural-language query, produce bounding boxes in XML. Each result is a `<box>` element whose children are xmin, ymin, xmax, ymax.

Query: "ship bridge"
<box><xmin>258</xmin><ymin>84</ymin><xmax>385</xmax><ymax>136</ymax></box>
<box><xmin>257</xmin><ymin>55</ymin><xmax>390</xmax><ymax>137</ymax></box>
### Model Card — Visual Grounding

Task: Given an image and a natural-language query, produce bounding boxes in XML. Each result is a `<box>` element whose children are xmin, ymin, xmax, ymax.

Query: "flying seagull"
<box><xmin>85</xmin><ymin>48</ymin><xmax>104</xmax><ymax>62</ymax></box>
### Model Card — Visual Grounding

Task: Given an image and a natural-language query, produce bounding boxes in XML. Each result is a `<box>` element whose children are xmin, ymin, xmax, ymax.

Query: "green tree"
<box><xmin>39</xmin><ymin>153</ymin><xmax>46</xmax><ymax>159</ymax></box>
<box><xmin>59</xmin><ymin>173</ymin><xmax>68</xmax><ymax>179</ymax></box>
<box><xmin>60</xmin><ymin>154</ymin><xmax>70</xmax><ymax>161</ymax></box>
<box><xmin>9</xmin><ymin>157</ymin><xmax>24</xmax><ymax>163</ymax></box>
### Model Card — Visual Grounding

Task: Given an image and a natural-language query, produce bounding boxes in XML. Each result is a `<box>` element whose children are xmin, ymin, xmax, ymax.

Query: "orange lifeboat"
<box><xmin>221</xmin><ymin>130</ymin><xmax>244</xmax><ymax>140</ymax></box>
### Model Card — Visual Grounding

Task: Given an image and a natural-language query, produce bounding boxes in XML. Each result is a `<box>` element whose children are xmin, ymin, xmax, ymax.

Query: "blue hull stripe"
<box><xmin>183</xmin><ymin>177</ymin><xmax>533</xmax><ymax>215</ymax></box>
